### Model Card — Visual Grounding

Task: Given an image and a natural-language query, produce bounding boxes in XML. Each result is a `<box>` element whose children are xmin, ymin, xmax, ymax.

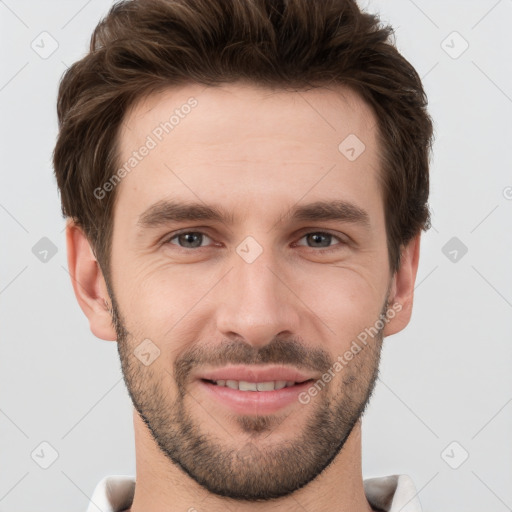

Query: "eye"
<box><xmin>162</xmin><ymin>230</ymin><xmax>347</xmax><ymax>253</ymax></box>
<box><xmin>165</xmin><ymin>231</ymin><xmax>214</xmax><ymax>249</ymax></box>
<box><xmin>295</xmin><ymin>231</ymin><xmax>346</xmax><ymax>252</ymax></box>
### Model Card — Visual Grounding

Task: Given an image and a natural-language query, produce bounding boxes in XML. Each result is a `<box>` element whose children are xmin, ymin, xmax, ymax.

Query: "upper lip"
<box><xmin>196</xmin><ymin>365</ymin><xmax>316</xmax><ymax>383</ymax></box>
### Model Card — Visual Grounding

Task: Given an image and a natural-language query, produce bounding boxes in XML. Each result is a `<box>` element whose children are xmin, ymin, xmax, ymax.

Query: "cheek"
<box><xmin>290</xmin><ymin>264</ymin><xmax>386</xmax><ymax>344</ymax></box>
<box><xmin>114</xmin><ymin>261</ymin><xmax>217</xmax><ymax>338</ymax></box>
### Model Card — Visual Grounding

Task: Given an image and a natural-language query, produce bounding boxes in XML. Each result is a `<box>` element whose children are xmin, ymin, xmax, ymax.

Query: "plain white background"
<box><xmin>0</xmin><ymin>1</ymin><xmax>511</xmax><ymax>511</ymax></box>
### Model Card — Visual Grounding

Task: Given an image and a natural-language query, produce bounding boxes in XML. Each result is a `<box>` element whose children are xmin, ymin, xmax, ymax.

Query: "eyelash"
<box><xmin>163</xmin><ymin>230</ymin><xmax>347</xmax><ymax>254</ymax></box>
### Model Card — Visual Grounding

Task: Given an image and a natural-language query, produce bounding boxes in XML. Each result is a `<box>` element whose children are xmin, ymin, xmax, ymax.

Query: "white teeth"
<box><xmin>213</xmin><ymin>379</ymin><xmax>298</xmax><ymax>391</ymax></box>
<box><xmin>226</xmin><ymin>380</ymin><xmax>238</xmax><ymax>390</ymax></box>
<box><xmin>256</xmin><ymin>381</ymin><xmax>275</xmax><ymax>391</ymax></box>
<box><xmin>239</xmin><ymin>381</ymin><xmax>258</xmax><ymax>391</ymax></box>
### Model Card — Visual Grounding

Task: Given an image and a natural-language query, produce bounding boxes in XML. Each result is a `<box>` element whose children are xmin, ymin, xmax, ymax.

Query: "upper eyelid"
<box><xmin>295</xmin><ymin>232</ymin><xmax>344</xmax><ymax>243</ymax></box>
<box><xmin>293</xmin><ymin>228</ymin><xmax>347</xmax><ymax>241</ymax></box>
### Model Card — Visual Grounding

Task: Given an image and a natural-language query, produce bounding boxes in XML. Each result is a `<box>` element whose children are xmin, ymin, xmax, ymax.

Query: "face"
<box><xmin>106</xmin><ymin>83</ymin><xmax>394</xmax><ymax>500</ymax></box>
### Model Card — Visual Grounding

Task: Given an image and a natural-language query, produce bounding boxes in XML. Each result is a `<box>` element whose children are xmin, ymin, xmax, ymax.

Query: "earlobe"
<box><xmin>66</xmin><ymin>220</ymin><xmax>117</xmax><ymax>341</ymax></box>
<box><xmin>382</xmin><ymin>234</ymin><xmax>421</xmax><ymax>337</ymax></box>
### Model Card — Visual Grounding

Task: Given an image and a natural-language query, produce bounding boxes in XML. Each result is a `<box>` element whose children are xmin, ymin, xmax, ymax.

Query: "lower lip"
<box><xmin>198</xmin><ymin>379</ymin><xmax>313</xmax><ymax>415</ymax></box>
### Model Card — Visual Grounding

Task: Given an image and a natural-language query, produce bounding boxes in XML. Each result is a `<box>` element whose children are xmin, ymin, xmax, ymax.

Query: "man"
<box><xmin>53</xmin><ymin>0</ymin><xmax>433</xmax><ymax>510</ymax></box>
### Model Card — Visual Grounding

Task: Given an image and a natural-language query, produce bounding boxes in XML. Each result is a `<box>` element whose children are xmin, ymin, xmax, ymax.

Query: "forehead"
<box><xmin>114</xmin><ymin>82</ymin><xmax>382</xmax><ymax>226</ymax></box>
<box><xmin>119</xmin><ymin>82</ymin><xmax>377</xmax><ymax>156</ymax></box>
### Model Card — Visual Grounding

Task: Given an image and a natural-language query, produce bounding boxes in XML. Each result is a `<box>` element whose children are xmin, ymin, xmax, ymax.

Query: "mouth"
<box><xmin>194</xmin><ymin>365</ymin><xmax>318</xmax><ymax>414</ymax></box>
<box><xmin>196</xmin><ymin>365</ymin><xmax>317</xmax><ymax>386</ymax></box>
<box><xmin>201</xmin><ymin>378</ymin><xmax>314</xmax><ymax>391</ymax></box>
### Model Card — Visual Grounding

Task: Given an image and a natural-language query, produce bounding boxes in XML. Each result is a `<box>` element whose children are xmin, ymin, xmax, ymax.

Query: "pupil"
<box><xmin>180</xmin><ymin>233</ymin><xmax>202</xmax><ymax>248</ymax></box>
<box><xmin>308</xmin><ymin>233</ymin><xmax>330</xmax><ymax>247</ymax></box>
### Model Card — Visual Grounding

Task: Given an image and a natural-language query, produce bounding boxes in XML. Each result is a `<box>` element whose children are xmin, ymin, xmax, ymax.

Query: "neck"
<box><xmin>127</xmin><ymin>410</ymin><xmax>374</xmax><ymax>512</ymax></box>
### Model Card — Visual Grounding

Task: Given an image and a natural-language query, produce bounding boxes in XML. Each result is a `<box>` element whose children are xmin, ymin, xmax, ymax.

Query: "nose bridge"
<box><xmin>215</xmin><ymin>244</ymin><xmax>299</xmax><ymax>345</ymax></box>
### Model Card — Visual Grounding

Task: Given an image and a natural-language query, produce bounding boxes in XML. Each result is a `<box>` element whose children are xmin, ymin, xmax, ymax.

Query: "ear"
<box><xmin>66</xmin><ymin>220</ymin><xmax>117</xmax><ymax>341</ymax></box>
<box><xmin>382</xmin><ymin>233</ymin><xmax>421</xmax><ymax>337</ymax></box>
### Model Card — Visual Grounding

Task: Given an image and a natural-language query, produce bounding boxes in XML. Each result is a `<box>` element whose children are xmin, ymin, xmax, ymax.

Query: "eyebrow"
<box><xmin>136</xmin><ymin>199</ymin><xmax>371</xmax><ymax>231</ymax></box>
<box><xmin>137</xmin><ymin>200</ymin><xmax>235</xmax><ymax>229</ymax></box>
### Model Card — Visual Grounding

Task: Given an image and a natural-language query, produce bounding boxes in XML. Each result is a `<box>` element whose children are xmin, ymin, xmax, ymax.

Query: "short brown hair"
<box><xmin>53</xmin><ymin>0</ymin><xmax>433</xmax><ymax>282</ymax></box>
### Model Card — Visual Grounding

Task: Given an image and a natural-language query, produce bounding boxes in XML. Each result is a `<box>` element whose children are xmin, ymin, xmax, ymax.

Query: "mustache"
<box><xmin>174</xmin><ymin>336</ymin><xmax>333</xmax><ymax>385</ymax></box>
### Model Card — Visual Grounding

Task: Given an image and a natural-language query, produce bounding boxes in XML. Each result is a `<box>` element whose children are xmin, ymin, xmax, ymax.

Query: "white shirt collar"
<box><xmin>86</xmin><ymin>474</ymin><xmax>422</xmax><ymax>512</ymax></box>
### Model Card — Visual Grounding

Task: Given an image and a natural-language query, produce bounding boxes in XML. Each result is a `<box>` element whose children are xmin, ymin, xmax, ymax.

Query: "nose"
<box><xmin>214</xmin><ymin>247</ymin><xmax>302</xmax><ymax>348</ymax></box>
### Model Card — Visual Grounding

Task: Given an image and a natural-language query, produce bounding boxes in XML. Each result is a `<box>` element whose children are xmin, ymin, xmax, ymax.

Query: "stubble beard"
<box><xmin>108</xmin><ymin>285</ymin><xmax>386</xmax><ymax>501</ymax></box>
